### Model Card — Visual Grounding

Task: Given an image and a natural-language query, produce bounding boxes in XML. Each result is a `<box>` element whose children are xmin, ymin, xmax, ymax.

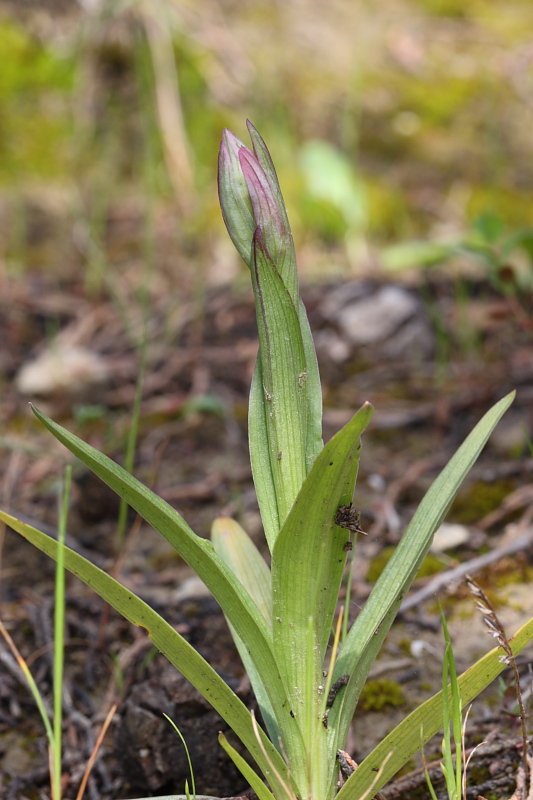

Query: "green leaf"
<box><xmin>249</xmin><ymin>300</ymin><xmax>324</xmax><ymax>550</ymax></box>
<box><xmin>249</xmin><ymin>358</ymin><xmax>280</xmax><ymax>546</ymax></box>
<box><xmin>298</xmin><ymin>298</ymin><xmax>323</xmax><ymax>473</ymax></box>
<box><xmin>212</xmin><ymin>517</ymin><xmax>271</xmax><ymax>625</ymax></box>
<box><xmin>212</xmin><ymin>517</ymin><xmax>279</xmax><ymax>745</ymax></box>
<box><xmin>271</xmin><ymin>402</ymin><xmax>373</xmax><ymax>799</ymax></box>
<box><xmin>336</xmin><ymin>614</ymin><xmax>533</xmax><ymax>800</ymax></box>
<box><xmin>330</xmin><ymin>392</ymin><xmax>515</xmax><ymax>760</ymax></box>
<box><xmin>250</xmin><ymin>232</ymin><xmax>308</xmax><ymax>543</ymax></box>
<box><xmin>29</xmin><ymin>405</ymin><xmax>299</xmax><ymax>754</ymax></box>
<box><xmin>299</xmin><ymin>139</ymin><xmax>366</xmax><ymax>230</ymax></box>
<box><xmin>381</xmin><ymin>240</ymin><xmax>454</xmax><ymax>271</ymax></box>
<box><xmin>0</xmin><ymin>510</ymin><xmax>292</xmax><ymax>800</ymax></box>
<box><xmin>219</xmin><ymin>731</ymin><xmax>279</xmax><ymax>800</ymax></box>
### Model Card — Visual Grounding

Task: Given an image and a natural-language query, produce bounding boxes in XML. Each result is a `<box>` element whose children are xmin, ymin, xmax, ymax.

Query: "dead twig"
<box><xmin>400</xmin><ymin>527</ymin><xmax>533</xmax><ymax>613</ymax></box>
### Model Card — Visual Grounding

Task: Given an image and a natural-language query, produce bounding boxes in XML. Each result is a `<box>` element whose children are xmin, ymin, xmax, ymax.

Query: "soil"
<box><xmin>1</xmin><ymin>267</ymin><xmax>532</xmax><ymax>800</ymax></box>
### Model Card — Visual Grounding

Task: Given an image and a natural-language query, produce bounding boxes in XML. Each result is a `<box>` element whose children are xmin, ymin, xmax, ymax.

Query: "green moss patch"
<box><xmin>357</xmin><ymin>679</ymin><xmax>406</xmax><ymax>712</ymax></box>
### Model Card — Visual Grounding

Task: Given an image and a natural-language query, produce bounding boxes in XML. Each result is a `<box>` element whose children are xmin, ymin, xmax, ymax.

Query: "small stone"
<box><xmin>16</xmin><ymin>344</ymin><xmax>109</xmax><ymax>399</ymax></box>
<box><xmin>337</xmin><ymin>285</ymin><xmax>419</xmax><ymax>345</ymax></box>
<box><xmin>431</xmin><ymin>522</ymin><xmax>470</xmax><ymax>552</ymax></box>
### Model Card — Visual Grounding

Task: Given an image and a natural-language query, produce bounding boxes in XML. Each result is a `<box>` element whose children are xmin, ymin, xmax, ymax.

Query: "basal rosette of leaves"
<box><xmin>1</xmin><ymin>122</ymin><xmax>531</xmax><ymax>800</ymax></box>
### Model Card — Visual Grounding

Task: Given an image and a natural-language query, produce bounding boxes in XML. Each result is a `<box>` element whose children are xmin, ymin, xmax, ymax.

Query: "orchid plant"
<box><xmin>1</xmin><ymin>122</ymin><xmax>532</xmax><ymax>800</ymax></box>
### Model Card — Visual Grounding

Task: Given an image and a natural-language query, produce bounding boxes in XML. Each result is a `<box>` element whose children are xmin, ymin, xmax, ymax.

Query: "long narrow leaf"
<box><xmin>29</xmin><ymin>406</ymin><xmax>296</xmax><ymax>750</ymax></box>
<box><xmin>212</xmin><ymin>517</ymin><xmax>272</xmax><ymax>624</ymax></box>
<box><xmin>249</xmin><ymin>301</ymin><xmax>323</xmax><ymax>548</ymax></box>
<box><xmin>212</xmin><ymin>517</ymin><xmax>279</xmax><ymax>745</ymax></box>
<box><xmin>218</xmin><ymin>732</ymin><xmax>279</xmax><ymax>800</ymax></box>
<box><xmin>0</xmin><ymin>510</ymin><xmax>293</xmax><ymax>800</ymax></box>
<box><xmin>336</xmin><ymin>615</ymin><xmax>533</xmax><ymax>800</ymax></box>
<box><xmin>331</xmin><ymin>391</ymin><xmax>515</xmax><ymax>757</ymax></box>
<box><xmin>249</xmin><ymin>358</ymin><xmax>280</xmax><ymax>546</ymax></box>
<box><xmin>271</xmin><ymin>403</ymin><xmax>373</xmax><ymax>799</ymax></box>
<box><xmin>250</xmin><ymin>231</ymin><xmax>308</xmax><ymax>540</ymax></box>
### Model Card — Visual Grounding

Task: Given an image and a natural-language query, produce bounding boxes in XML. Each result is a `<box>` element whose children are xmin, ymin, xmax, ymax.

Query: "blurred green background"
<box><xmin>1</xmin><ymin>0</ymin><xmax>532</xmax><ymax>292</ymax></box>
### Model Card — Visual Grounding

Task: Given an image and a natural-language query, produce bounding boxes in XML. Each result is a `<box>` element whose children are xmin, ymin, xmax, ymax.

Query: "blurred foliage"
<box><xmin>0</xmin><ymin>19</ymin><xmax>74</xmax><ymax>181</ymax></box>
<box><xmin>383</xmin><ymin>211</ymin><xmax>533</xmax><ymax>302</ymax></box>
<box><xmin>366</xmin><ymin>546</ymin><xmax>445</xmax><ymax>583</ymax></box>
<box><xmin>0</xmin><ymin>0</ymin><xmax>532</xmax><ymax>283</ymax></box>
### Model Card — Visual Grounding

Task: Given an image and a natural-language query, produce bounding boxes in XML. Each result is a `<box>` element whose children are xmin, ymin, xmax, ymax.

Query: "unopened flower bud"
<box><xmin>218</xmin><ymin>128</ymin><xmax>256</xmax><ymax>265</ymax></box>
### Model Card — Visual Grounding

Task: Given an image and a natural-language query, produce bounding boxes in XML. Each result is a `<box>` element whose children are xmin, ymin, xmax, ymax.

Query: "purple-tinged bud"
<box><xmin>246</xmin><ymin>120</ymin><xmax>287</xmax><ymax>220</ymax></box>
<box><xmin>218</xmin><ymin>129</ymin><xmax>256</xmax><ymax>265</ymax></box>
<box><xmin>238</xmin><ymin>146</ymin><xmax>286</xmax><ymax>265</ymax></box>
<box><xmin>218</xmin><ymin>123</ymin><xmax>298</xmax><ymax>304</ymax></box>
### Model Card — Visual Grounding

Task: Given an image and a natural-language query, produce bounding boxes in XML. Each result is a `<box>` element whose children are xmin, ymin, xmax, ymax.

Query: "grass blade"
<box><xmin>53</xmin><ymin>465</ymin><xmax>71</xmax><ymax>800</ymax></box>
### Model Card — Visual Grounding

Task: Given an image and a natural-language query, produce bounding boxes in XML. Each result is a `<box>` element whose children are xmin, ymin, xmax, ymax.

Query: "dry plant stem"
<box><xmin>400</xmin><ymin>527</ymin><xmax>533</xmax><ymax>613</ymax></box>
<box><xmin>75</xmin><ymin>702</ymin><xmax>118</xmax><ymax>800</ymax></box>
<box><xmin>466</xmin><ymin>575</ymin><xmax>530</xmax><ymax>783</ymax></box>
<box><xmin>478</xmin><ymin>486</ymin><xmax>533</xmax><ymax>530</ymax></box>
<box><xmin>371</xmin><ymin>454</ymin><xmax>447</xmax><ymax>537</ymax></box>
<box><xmin>140</xmin><ymin>3</ymin><xmax>195</xmax><ymax>212</ymax></box>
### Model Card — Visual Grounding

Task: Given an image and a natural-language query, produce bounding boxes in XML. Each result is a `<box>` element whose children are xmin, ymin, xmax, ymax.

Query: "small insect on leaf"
<box><xmin>334</xmin><ymin>504</ymin><xmax>366</xmax><ymax>535</ymax></box>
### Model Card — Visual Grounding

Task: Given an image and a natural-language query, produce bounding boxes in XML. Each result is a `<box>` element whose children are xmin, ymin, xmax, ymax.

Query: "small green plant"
<box><xmin>163</xmin><ymin>715</ymin><xmax>197</xmax><ymax>800</ymax></box>
<box><xmin>0</xmin><ymin>468</ymin><xmax>118</xmax><ymax>800</ymax></box>
<box><xmin>1</xmin><ymin>123</ymin><xmax>533</xmax><ymax>800</ymax></box>
<box><xmin>0</xmin><ymin>468</ymin><xmax>70</xmax><ymax>800</ymax></box>
<box><xmin>422</xmin><ymin>609</ymin><xmax>465</xmax><ymax>800</ymax></box>
<box><xmin>424</xmin><ymin>584</ymin><xmax>531</xmax><ymax>800</ymax></box>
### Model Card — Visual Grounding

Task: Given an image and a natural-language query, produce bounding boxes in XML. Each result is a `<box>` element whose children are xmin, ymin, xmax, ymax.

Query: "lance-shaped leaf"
<box><xmin>0</xmin><ymin>511</ymin><xmax>293</xmax><ymax>800</ymax></box>
<box><xmin>327</xmin><ymin>391</ymin><xmax>516</xmax><ymax>763</ymax></box>
<box><xmin>249</xmin><ymin>230</ymin><xmax>309</xmax><ymax>544</ymax></box>
<box><xmin>28</xmin><ymin>406</ymin><xmax>298</xmax><ymax>747</ymax></box>
<box><xmin>336</xmin><ymin>614</ymin><xmax>533</xmax><ymax>800</ymax></box>
<box><xmin>249</xmin><ymin>300</ymin><xmax>323</xmax><ymax>548</ymax></box>
<box><xmin>270</xmin><ymin>403</ymin><xmax>373</xmax><ymax>800</ymax></box>
<box><xmin>212</xmin><ymin>516</ymin><xmax>272</xmax><ymax>625</ymax></box>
